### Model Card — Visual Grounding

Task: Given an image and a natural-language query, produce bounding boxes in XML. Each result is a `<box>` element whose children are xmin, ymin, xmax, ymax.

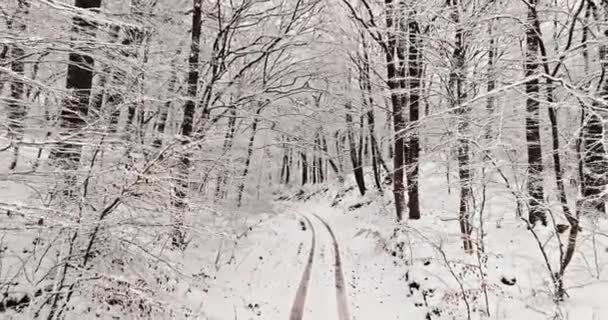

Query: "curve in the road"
<box><xmin>312</xmin><ymin>213</ymin><xmax>351</xmax><ymax>320</ymax></box>
<box><xmin>289</xmin><ymin>215</ymin><xmax>316</xmax><ymax>320</ymax></box>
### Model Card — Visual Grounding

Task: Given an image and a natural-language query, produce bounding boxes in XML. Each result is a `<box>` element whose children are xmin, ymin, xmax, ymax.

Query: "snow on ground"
<box><xmin>204</xmin><ymin>162</ymin><xmax>608</xmax><ymax>320</ymax></box>
<box><xmin>2</xmin><ymin>142</ymin><xmax>607</xmax><ymax>319</ymax></box>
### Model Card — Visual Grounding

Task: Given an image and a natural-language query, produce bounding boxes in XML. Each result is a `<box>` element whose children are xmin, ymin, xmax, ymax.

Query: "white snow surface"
<box><xmin>203</xmin><ymin>163</ymin><xmax>608</xmax><ymax>320</ymax></box>
<box><xmin>1</xmin><ymin>151</ymin><xmax>607</xmax><ymax>319</ymax></box>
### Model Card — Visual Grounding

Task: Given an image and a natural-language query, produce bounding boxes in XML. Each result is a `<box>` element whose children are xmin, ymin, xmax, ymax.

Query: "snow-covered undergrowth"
<box><xmin>271</xmin><ymin>162</ymin><xmax>608</xmax><ymax>320</ymax></box>
<box><xmin>0</xmin><ymin>140</ymin><xmax>275</xmax><ymax>319</ymax></box>
<box><xmin>2</xmin><ymin>147</ymin><xmax>607</xmax><ymax>319</ymax></box>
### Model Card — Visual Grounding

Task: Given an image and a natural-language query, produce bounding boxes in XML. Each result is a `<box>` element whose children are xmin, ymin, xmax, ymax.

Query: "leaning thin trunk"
<box><xmin>237</xmin><ymin>112</ymin><xmax>261</xmax><ymax>207</ymax></box>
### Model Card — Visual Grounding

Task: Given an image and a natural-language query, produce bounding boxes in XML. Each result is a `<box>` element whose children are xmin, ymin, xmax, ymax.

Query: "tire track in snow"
<box><xmin>312</xmin><ymin>213</ymin><xmax>351</xmax><ymax>320</ymax></box>
<box><xmin>289</xmin><ymin>215</ymin><xmax>316</xmax><ymax>320</ymax></box>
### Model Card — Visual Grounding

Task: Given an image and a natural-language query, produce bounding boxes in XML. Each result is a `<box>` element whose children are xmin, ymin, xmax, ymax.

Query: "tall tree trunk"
<box><xmin>335</xmin><ymin>131</ymin><xmax>344</xmax><ymax>173</ymax></box>
<box><xmin>385</xmin><ymin>0</ymin><xmax>406</xmax><ymax>221</ymax></box>
<box><xmin>448</xmin><ymin>0</ymin><xmax>473</xmax><ymax>253</ymax></box>
<box><xmin>301</xmin><ymin>152</ymin><xmax>308</xmax><ymax>185</ymax></box>
<box><xmin>286</xmin><ymin>146</ymin><xmax>292</xmax><ymax>184</ymax></box>
<box><xmin>346</xmin><ymin>102</ymin><xmax>366</xmax><ymax>195</ymax></box>
<box><xmin>280</xmin><ymin>136</ymin><xmax>288</xmax><ymax>184</ymax></box>
<box><xmin>486</xmin><ymin>20</ymin><xmax>496</xmax><ymax>140</ymax></box>
<box><xmin>237</xmin><ymin>108</ymin><xmax>262</xmax><ymax>207</ymax></box>
<box><xmin>525</xmin><ymin>0</ymin><xmax>547</xmax><ymax>226</ymax></box>
<box><xmin>405</xmin><ymin>10</ymin><xmax>421</xmax><ymax>220</ymax></box>
<box><xmin>173</xmin><ymin>0</ymin><xmax>202</xmax><ymax>249</ymax></box>
<box><xmin>7</xmin><ymin>0</ymin><xmax>29</xmax><ymax>170</ymax></box>
<box><xmin>50</xmin><ymin>0</ymin><xmax>102</xmax><ymax>196</ymax></box>
<box><xmin>581</xmin><ymin>3</ymin><xmax>608</xmax><ymax>214</ymax></box>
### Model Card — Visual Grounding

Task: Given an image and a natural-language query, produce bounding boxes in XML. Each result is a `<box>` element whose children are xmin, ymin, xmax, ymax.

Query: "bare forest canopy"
<box><xmin>0</xmin><ymin>0</ymin><xmax>607</xmax><ymax>318</ymax></box>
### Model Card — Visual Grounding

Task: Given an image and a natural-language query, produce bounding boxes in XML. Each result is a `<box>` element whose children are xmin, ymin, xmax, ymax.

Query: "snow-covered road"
<box><xmin>290</xmin><ymin>213</ymin><xmax>351</xmax><ymax>320</ymax></box>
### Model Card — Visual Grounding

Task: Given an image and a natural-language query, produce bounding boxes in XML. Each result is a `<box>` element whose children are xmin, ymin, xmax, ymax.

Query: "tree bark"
<box><xmin>405</xmin><ymin>10</ymin><xmax>421</xmax><ymax>220</ymax></box>
<box><xmin>173</xmin><ymin>0</ymin><xmax>202</xmax><ymax>249</ymax></box>
<box><xmin>214</xmin><ymin>107</ymin><xmax>237</xmax><ymax>200</ymax></box>
<box><xmin>524</xmin><ymin>0</ymin><xmax>546</xmax><ymax>226</ymax></box>
<box><xmin>237</xmin><ymin>108</ymin><xmax>262</xmax><ymax>207</ymax></box>
<box><xmin>346</xmin><ymin>102</ymin><xmax>366</xmax><ymax>195</ymax></box>
<box><xmin>301</xmin><ymin>152</ymin><xmax>308</xmax><ymax>185</ymax></box>
<box><xmin>385</xmin><ymin>0</ymin><xmax>406</xmax><ymax>221</ymax></box>
<box><xmin>50</xmin><ymin>0</ymin><xmax>102</xmax><ymax>192</ymax></box>
<box><xmin>448</xmin><ymin>0</ymin><xmax>473</xmax><ymax>253</ymax></box>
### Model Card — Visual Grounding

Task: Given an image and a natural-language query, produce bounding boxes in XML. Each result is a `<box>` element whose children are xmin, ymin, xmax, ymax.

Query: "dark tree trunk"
<box><xmin>525</xmin><ymin>0</ymin><xmax>546</xmax><ymax>226</ymax></box>
<box><xmin>173</xmin><ymin>0</ymin><xmax>202</xmax><ymax>249</ymax></box>
<box><xmin>448</xmin><ymin>0</ymin><xmax>473</xmax><ymax>252</ymax></box>
<box><xmin>405</xmin><ymin>13</ymin><xmax>421</xmax><ymax>220</ymax></box>
<box><xmin>346</xmin><ymin>102</ymin><xmax>366</xmax><ymax>195</ymax></box>
<box><xmin>581</xmin><ymin>2</ymin><xmax>608</xmax><ymax>214</ymax></box>
<box><xmin>50</xmin><ymin>0</ymin><xmax>102</xmax><ymax>186</ymax></box>
<box><xmin>335</xmin><ymin>131</ymin><xmax>344</xmax><ymax>173</ymax></box>
<box><xmin>385</xmin><ymin>0</ymin><xmax>406</xmax><ymax>221</ymax></box>
<box><xmin>237</xmin><ymin>108</ymin><xmax>262</xmax><ymax>207</ymax></box>
<box><xmin>486</xmin><ymin>20</ymin><xmax>496</xmax><ymax>140</ymax></box>
<box><xmin>101</xmin><ymin>25</ymin><xmax>124</xmax><ymax>133</ymax></box>
<box><xmin>286</xmin><ymin>146</ymin><xmax>292</xmax><ymax>184</ymax></box>
<box><xmin>357</xmin><ymin>36</ymin><xmax>383</xmax><ymax>190</ymax></box>
<box><xmin>301</xmin><ymin>152</ymin><xmax>308</xmax><ymax>185</ymax></box>
<box><xmin>316</xmin><ymin>135</ymin><xmax>325</xmax><ymax>183</ymax></box>
<box><xmin>280</xmin><ymin>137</ymin><xmax>289</xmax><ymax>184</ymax></box>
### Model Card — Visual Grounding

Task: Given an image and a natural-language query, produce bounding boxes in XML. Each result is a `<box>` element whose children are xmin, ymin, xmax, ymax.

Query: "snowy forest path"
<box><xmin>289</xmin><ymin>212</ymin><xmax>351</xmax><ymax>320</ymax></box>
<box><xmin>289</xmin><ymin>215</ymin><xmax>316</xmax><ymax>320</ymax></box>
<box><xmin>311</xmin><ymin>213</ymin><xmax>351</xmax><ymax>320</ymax></box>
